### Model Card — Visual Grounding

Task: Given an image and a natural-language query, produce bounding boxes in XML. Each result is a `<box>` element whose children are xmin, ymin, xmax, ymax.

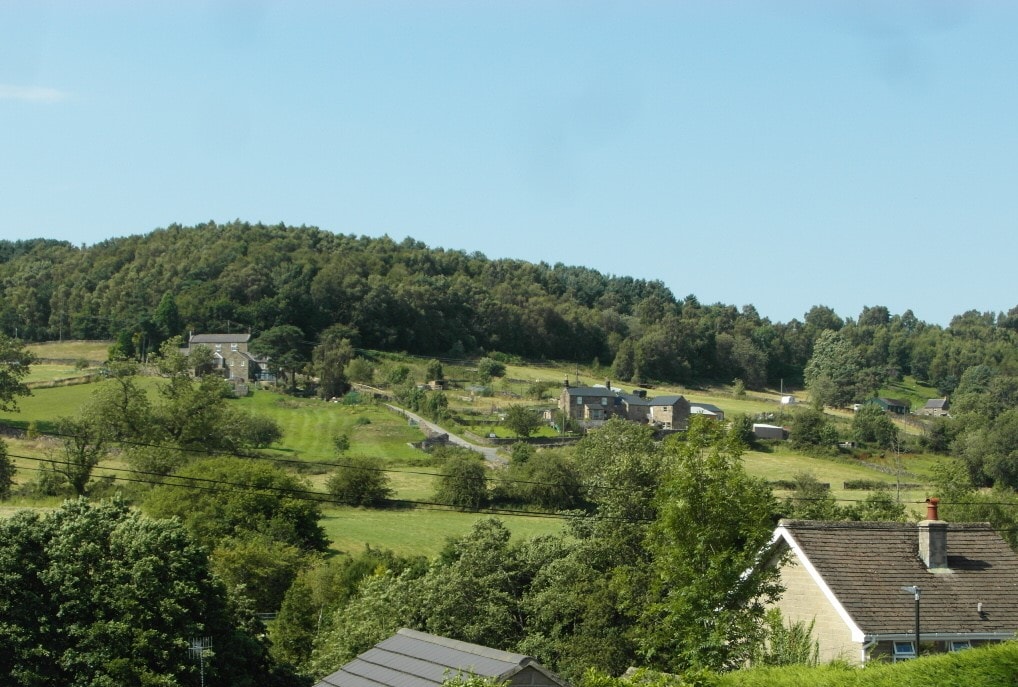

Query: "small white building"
<box><xmin>752</xmin><ymin>423</ymin><xmax>786</xmax><ymax>440</ymax></box>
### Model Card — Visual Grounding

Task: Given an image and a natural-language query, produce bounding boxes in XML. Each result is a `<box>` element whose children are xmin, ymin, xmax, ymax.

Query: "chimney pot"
<box><xmin>926</xmin><ymin>497</ymin><xmax>940</xmax><ymax>521</ymax></box>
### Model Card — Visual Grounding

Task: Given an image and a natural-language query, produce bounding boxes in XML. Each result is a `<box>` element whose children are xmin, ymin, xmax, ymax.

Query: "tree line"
<box><xmin>3</xmin><ymin>222</ymin><xmax>1018</xmax><ymax>392</ymax></box>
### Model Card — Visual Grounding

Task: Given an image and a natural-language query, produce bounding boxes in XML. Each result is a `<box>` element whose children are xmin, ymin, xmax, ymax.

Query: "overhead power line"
<box><xmin>7</xmin><ymin>453</ymin><xmax>607</xmax><ymax>522</ymax></box>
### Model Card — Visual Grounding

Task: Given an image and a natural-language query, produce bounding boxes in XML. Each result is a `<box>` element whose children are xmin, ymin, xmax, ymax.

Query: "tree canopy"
<box><xmin>0</xmin><ymin>498</ymin><xmax>303</xmax><ymax>687</ymax></box>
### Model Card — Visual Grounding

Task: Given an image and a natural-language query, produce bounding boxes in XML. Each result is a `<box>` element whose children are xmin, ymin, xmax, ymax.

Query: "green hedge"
<box><xmin>718</xmin><ymin>641</ymin><xmax>1018</xmax><ymax>687</ymax></box>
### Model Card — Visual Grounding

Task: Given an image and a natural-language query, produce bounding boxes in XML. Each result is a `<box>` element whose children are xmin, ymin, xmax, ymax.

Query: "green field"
<box><xmin>0</xmin><ymin>350</ymin><xmax>953</xmax><ymax>557</ymax></box>
<box><xmin>320</xmin><ymin>505</ymin><xmax>566</xmax><ymax>558</ymax></box>
<box><xmin>26</xmin><ymin>340</ymin><xmax>111</xmax><ymax>362</ymax></box>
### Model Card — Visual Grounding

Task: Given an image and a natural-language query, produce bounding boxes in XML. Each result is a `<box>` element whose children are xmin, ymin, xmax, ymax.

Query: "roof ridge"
<box><xmin>395</xmin><ymin>628</ymin><xmax>529</xmax><ymax>666</ymax></box>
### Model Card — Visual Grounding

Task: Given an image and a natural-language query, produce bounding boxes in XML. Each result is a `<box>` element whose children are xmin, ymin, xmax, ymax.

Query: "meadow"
<box><xmin>0</xmin><ymin>349</ymin><xmax>950</xmax><ymax>555</ymax></box>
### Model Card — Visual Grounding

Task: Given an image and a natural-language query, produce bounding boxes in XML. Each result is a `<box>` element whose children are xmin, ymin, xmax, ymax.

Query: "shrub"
<box><xmin>434</xmin><ymin>452</ymin><xmax>488</xmax><ymax>510</ymax></box>
<box><xmin>326</xmin><ymin>455</ymin><xmax>393</xmax><ymax>507</ymax></box>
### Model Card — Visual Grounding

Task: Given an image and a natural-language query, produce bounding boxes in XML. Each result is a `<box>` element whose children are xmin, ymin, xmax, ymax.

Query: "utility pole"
<box><xmin>189</xmin><ymin>637</ymin><xmax>212</xmax><ymax>687</ymax></box>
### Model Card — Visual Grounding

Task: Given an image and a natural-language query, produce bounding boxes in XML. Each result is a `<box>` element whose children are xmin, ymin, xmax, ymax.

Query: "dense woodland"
<box><xmin>3</xmin><ymin>221</ymin><xmax>1018</xmax><ymax>392</ymax></box>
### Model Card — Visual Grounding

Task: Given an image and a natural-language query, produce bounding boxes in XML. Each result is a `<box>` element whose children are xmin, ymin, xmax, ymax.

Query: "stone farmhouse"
<box><xmin>765</xmin><ymin>500</ymin><xmax>1018</xmax><ymax>665</ymax></box>
<box><xmin>558</xmin><ymin>380</ymin><xmax>691</xmax><ymax>430</ymax></box>
<box><xmin>181</xmin><ymin>333</ymin><xmax>271</xmax><ymax>382</ymax></box>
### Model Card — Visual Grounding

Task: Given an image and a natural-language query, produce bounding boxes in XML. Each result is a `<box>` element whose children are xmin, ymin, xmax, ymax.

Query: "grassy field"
<box><xmin>26</xmin><ymin>340</ymin><xmax>111</xmax><ymax>362</ymax></box>
<box><xmin>234</xmin><ymin>392</ymin><xmax>426</xmax><ymax>464</ymax></box>
<box><xmin>0</xmin><ymin>380</ymin><xmax>105</xmax><ymax>431</ymax></box>
<box><xmin>320</xmin><ymin>505</ymin><xmax>566</xmax><ymax>558</ymax></box>
<box><xmin>0</xmin><ymin>349</ymin><xmax>952</xmax><ymax>557</ymax></box>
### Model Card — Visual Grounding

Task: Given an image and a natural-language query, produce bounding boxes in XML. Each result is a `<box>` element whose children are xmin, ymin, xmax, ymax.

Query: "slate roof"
<box><xmin>923</xmin><ymin>398</ymin><xmax>949</xmax><ymax>410</ymax></box>
<box><xmin>314</xmin><ymin>629</ymin><xmax>568</xmax><ymax>687</ymax></box>
<box><xmin>563</xmin><ymin>386</ymin><xmax>616</xmax><ymax>397</ymax></box>
<box><xmin>649</xmin><ymin>394</ymin><xmax>686</xmax><ymax>406</ymax></box>
<box><xmin>775</xmin><ymin>520</ymin><xmax>1018</xmax><ymax>637</ymax></box>
<box><xmin>189</xmin><ymin>333</ymin><xmax>251</xmax><ymax>344</ymax></box>
<box><xmin>618</xmin><ymin>393</ymin><xmax>652</xmax><ymax>407</ymax></box>
<box><xmin>690</xmin><ymin>403</ymin><xmax>723</xmax><ymax>415</ymax></box>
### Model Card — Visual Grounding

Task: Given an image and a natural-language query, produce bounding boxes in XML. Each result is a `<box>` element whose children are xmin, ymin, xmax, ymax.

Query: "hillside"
<box><xmin>3</xmin><ymin>222</ymin><xmax>1017</xmax><ymax>396</ymax></box>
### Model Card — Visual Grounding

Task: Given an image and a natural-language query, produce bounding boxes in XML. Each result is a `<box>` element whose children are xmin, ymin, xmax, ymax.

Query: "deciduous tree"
<box><xmin>804</xmin><ymin>330</ymin><xmax>862</xmax><ymax>408</ymax></box>
<box><xmin>434</xmin><ymin>451</ymin><xmax>489</xmax><ymax>510</ymax></box>
<box><xmin>0</xmin><ymin>333</ymin><xmax>35</xmax><ymax>412</ymax></box>
<box><xmin>503</xmin><ymin>404</ymin><xmax>542</xmax><ymax>439</ymax></box>
<box><xmin>634</xmin><ymin>417</ymin><xmax>780</xmax><ymax>672</ymax></box>
<box><xmin>326</xmin><ymin>455</ymin><xmax>393</xmax><ymax>507</ymax></box>
<box><xmin>0</xmin><ymin>498</ymin><xmax>303</xmax><ymax>686</ymax></box>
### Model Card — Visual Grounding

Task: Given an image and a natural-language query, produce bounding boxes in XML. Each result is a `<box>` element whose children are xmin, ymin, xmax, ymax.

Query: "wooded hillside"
<box><xmin>2</xmin><ymin>221</ymin><xmax>1018</xmax><ymax>392</ymax></box>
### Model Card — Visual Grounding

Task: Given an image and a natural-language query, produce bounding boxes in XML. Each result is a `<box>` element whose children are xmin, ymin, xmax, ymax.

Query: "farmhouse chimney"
<box><xmin>606</xmin><ymin>379</ymin><xmax>611</xmax><ymax>390</ymax></box>
<box><xmin>564</xmin><ymin>377</ymin><xmax>569</xmax><ymax>388</ymax></box>
<box><xmin>919</xmin><ymin>497</ymin><xmax>948</xmax><ymax>570</ymax></box>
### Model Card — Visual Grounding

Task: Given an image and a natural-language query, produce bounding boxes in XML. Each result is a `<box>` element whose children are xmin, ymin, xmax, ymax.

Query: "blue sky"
<box><xmin>2</xmin><ymin>1</ymin><xmax>1016</xmax><ymax>327</ymax></box>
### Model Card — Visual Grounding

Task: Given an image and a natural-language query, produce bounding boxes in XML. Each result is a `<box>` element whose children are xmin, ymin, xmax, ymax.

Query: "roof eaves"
<box><xmin>773</xmin><ymin>524</ymin><xmax>867</xmax><ymax>643</ymax></box>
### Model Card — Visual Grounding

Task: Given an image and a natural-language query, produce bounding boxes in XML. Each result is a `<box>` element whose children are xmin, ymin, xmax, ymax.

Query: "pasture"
<box><xmin>0</xmin><ymin>348</ymin><xmax>952</xmax><ymax>556</ymax></box>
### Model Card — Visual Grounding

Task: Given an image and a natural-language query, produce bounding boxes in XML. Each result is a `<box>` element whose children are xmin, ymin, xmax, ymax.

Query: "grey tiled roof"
<box><xmin>189</xmin><ymin>333</ymin><xmax>251</xmax><ymax>344</ymax></box>
<box><xmin>563</xmin><ymin>386</ymin><xmax>615</xmax><ymax>397</ymax></box>
<box><xmin>779</xmin><ymin>520</ymin><xmax>1018</xmax><ymax>636</ymax></box>
<box><xmin>314</xmin><ymin>629</ymin><xmax>568</xmax><ymax>687</ymax></box>
<box><xmin>650</xmin><ymin>395</ymin><xmax>686</xmax><ymax>406</ymax></box>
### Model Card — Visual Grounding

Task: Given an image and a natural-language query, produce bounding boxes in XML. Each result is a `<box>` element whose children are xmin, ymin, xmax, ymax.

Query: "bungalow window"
<box><xmin>892</xmin><ymin>641</ymin><xmax>916</xmax><ymax>662</ymax></box>
<box><xmin>601</xmin><ymin>397</ymin><xmax>608</xmax><ymax>406</ymax></box>
<box><xmin>576</xmin><ymin>397</ymin><xmax>583</xmax><ymax>405</ymax></box>
<box><xmin>949</xmin><ymin>641</ymin><xmax>972</xmax><ymax>652</ymax></box>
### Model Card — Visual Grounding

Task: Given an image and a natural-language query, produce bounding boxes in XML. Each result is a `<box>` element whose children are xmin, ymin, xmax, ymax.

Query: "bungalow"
<box><xmin>767</xmin><ymin>500</ymin><xmax>1018</xmax><ymax>665</ymax></box>
<box><xmin>313</xmin><ymin>628</ymin><xmax>571</xmax><ymax>687</ymax></box>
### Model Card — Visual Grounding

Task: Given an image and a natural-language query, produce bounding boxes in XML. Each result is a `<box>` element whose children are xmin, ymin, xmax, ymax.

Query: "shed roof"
<box><xmin>774</xmin><ymin>520</ymin><xmax>1018</xmax><ymax>637</ymax></box>
<box><xmin>874</xmin><ymin>397</ymin><xmax>910</xmax><ymax>408</ymax></box>
<box><xmin>314</xmin><ymin>629</ymin><xmax>568</xmax><ymax>687</ymax></box>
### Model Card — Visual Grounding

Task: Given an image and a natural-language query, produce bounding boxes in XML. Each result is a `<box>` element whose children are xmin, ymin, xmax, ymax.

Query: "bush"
<box><xmin>326</xmin><ymin>455</ymin><xmax>393</xmax><ymax>507</ymax></box>
<box><xmin>477</xmin><ymin>357</ymin><xmax>506</xmax><ymax>380</ymax></box>
<box><xmin>434</xmin><ymin>452</ymin><xmax>489</xmax><ymax>510</ymax></box>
